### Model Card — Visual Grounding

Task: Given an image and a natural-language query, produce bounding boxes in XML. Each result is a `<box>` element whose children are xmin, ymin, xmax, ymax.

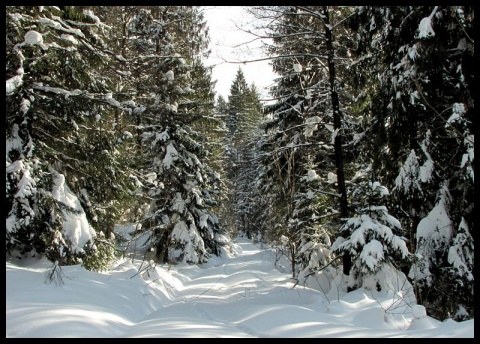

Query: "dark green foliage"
<box><xmin>350</xmin><ymin>6</ymin><xmax>474</xmax><ymax>320</ymax></box>
<box><xmin>221</xmin><ymin>68</ymin><xmax>265</xmax><ymax>239</ymax></box>
<box><xmin>109</xmin><ymin>6</ymin><xmax>226</xmax><ymax>264</ymax></box>
<box><xmin>6</xmin><ymin>6</ymin><xmax>134</xmax><ymax>269</ymax></box>
<box><xmin>5</xmin><ymin>6</ymin><xmax>474</xmax><ymax>321</ymax></box>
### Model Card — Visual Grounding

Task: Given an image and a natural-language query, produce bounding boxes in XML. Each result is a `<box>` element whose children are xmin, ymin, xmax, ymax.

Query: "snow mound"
<box><xmin>24</xmin><ymin>30</ymin><xmax>43</xmax><ymax>45</ymax></box>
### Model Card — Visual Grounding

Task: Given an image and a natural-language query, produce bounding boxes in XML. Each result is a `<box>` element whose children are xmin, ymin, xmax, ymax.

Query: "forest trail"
<box><xmin>7</xmin><ymin>237</ymin><xmax>474</xmax><ymax>337</ymax></box>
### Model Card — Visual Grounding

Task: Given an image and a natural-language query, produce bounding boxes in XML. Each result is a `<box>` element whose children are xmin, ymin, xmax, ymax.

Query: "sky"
<box><xmin>6</xmin><ymin>226</ymin><xmax>474</xmax><ymax>338</ymax></box>
<box><xmin>201</xmin><ymin>6</ymin><xmax>439</xmax><ymax>103</ymax></box>
<box><xmin>202</xmin><ymin>6</ymin><xmax>277</xmax><ymax>101</ymax></box>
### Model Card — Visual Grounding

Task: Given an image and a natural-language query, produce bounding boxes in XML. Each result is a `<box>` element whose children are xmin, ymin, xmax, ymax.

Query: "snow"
<box><xmin>6</xmin><ymin>236</ymin><xmax>473</xmax><ymax>338</ymax></box>
<box><xmin>304</xmin><ymin>116</ymin><xmax>321</xmax><ymax>137</ymax></box>
<box><xmin>446</xmin><ymin>102</ymin><xmax>465</xmax><ymax>126</ymax></box>
<box><xmin>123</xmin><ymin>131</ymin><xmax>133</xmax><ymax>139</ymax></box>
<box><xmin>24</xmin><ymin>30</ymin><xmax>43</xmax><ymax>45</ymax></box>
<box><xmin>417</xmin><ymin>17</ymin><xmax>435</xmax><ymax>39</ymax></box>
<box><xmin>419</xmin><ymin>159</ymin><xmax>433</xmax><ymax>183</ymax></box>
<box><xmin>83</xmin><ymin>9</ymin><xmax>103</xmax><ymax>26</ymax></box>
<box><xmin>418</xmin><ymin>130</ymin><xmax>434</xmax><ymax>183</ymax></box>
<box><xmin>330</xmin><ymin>128</ymin><xmax>339</xmax><ymax>144</ymax></box>
<box><xmin>79</xmin><ymin>188</ymin><xmax>92</xmax><ymax>207</ymax></box>
<box><xmin>306</xmin><ymin>190</ymin><xmax>315</xmax><ymax>199</ymax></box>
<box><xmin>105</xmin><ymin>92</ymin><xmax>121</xmax><ymax>107</ymax></box>
<box><xmin>5</xmin><ymin>214</ymin><xmax>17</xmax><ymax>234</ymax></box>
<box><xmin>133</xmin><ymin>105</ymin><xmax>146</xmax><ymax>114</ymax></box>
<box><xmin>6</xmin><ymin>75</ymin><xmax>23</xmax><ymax>95</ymax></box>
<box><xmin>60</xmin><ymin>34</ymin><xmax>79</xmax><ymax>45</ymax></box>
<box><xmin>305</xmin><ymin>169</ymin><xmax>320</xmax><ymax>182</ymax></box>
<box><xmin>33</xmin><ymin>83</ymin><xmax>83</xmax><ymax>98</ymax></box>
<box><xmin>327</xmin><ymin>172</ymin><xmax>337</xmax><ymax>184</ymax></box>
<box><xmin>171</xmin><ymin>192</ymin><xmax>186</xmax><ymax>214</ymax></box>
<box><xmin>305</xmin><ymin>89</ymin><xmax>312</xmax><ymax>99</ymax></box>
<box><xmin>408</xmin><ymin>305</ymin><xmax>437</xmax><ymax>330</ymax></box>
<box><xmin>6</xmin><ymin>66</ymin><xmax>25</xmax><ymax>95</ymax></box>
<box><xmin>38</xmin><ymin>17</ymin><xmax>85</xmax><ymax>38</ymax></box>
<box><xmin>370</xmin><ymin>181</ymin><xmax>389</xmax><ymax>197</ymax></box>
<box><xmin>408</xmin><ymin>44</ymin><xmax>420</xmax><ymax>61</ymax></box>
<box><xmin>447</xmin><ymin>218</ymin><xmax>474</xmax><ymax>281</ymax></box>
<box><xmin>197</xmin><ymin>210</ymin><xmax>209</xmax><ymax>229</ymax></box>
<box><xmin>293</xmin><ymin>63</ymin><xmax>302</xmax><ymax>73</ymax></box>
<box><xmin>409</xmin><ymin>185</ymin><xmax>454</xmax><ymax>284</ymax></box>
<box><xmin>461</xmin><ymin>134</ymin><xmax>474</xmax><ymax>181</ymax></box>
<box><xmin>359</xmin><ymin>239</ymin><xmax>385</xmax><ymax>271</ymax></box>
<box><xmin>51</xmin><ymin>172</ymin><xmax>96</xmax><ymax>254</ymax></box>
<box><xmin>333</xmin><ymin>202</ymin><xmax>410</xmax><ymax>274</ymax></box>
<box><xmin>174</xmin><ymin>54</ymin><xmax>187</xmax><ymax>65</ymax></box>
<box><xmin>14</xmin><ymin>164</ymin><xmax>36</xmax><ymax>199</ymax></box>
<box><xmin>165</xmin><ymin>70</ymin><xmax>174</xmax><ymax>81</ymax></box>
<box><xmin>162</xmin><ymin>142</ymin><xmax>179</xmax><ymax>169</ymax></box>
<box><xmin>6</xmin><ymin>124</ymin><xmax>23</xmax><ymax>159</ymax></box>
<box><xmin>417</xmin><ymin>7</ymin><xmax>438</xmax><ymax>40</ymax></box>
<box><xmin>324</xmin><ymin>123</ymin><xmax>334</xmax><ymax>132</ymax></box>
<box><xmin>415</xmin><ymin>185</ymin><xmax>451</xmax><ymax>244</ymax></box>
<box><xmin>166</xmin><ymin>102</ymin><xmax>178</xmax><ymax>113</ymax></box>
<box><xmin>6</xmin><ymin>160</ymin><xmax>37</xmax><ymax>232</ymax></box>
<box><xmin>394</xmin><ymin>149</ymin><xmax>421</xmax><ymax>194</ymax></box>
<box><xmin>171</xmin><ymin>220</ymin><xmax>191</xmax><ymax>243</ymax></box>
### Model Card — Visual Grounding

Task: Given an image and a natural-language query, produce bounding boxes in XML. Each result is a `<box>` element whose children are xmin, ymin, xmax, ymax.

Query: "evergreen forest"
<box><xmin>6</xmin><ymin>6</ymin><xmax>474</xmax><ymax>321</ymax></box>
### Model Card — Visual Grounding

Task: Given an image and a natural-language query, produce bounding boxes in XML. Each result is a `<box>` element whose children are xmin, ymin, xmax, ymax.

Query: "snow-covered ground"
<box><xmin>6</xmin><ymin>233</ymin><xmax>473</xmax><ymax>338</ymax></box>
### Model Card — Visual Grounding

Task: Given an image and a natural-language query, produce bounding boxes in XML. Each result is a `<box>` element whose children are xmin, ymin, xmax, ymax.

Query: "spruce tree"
<box><xmin>350</xmin><ymin>6</ymin><xmax>474</xmax><ymax>319</ymax></box>
<box><xmin>112</xmin><ymin>6</ymin><xmax>226</xmax><ymax>263</ymax></box>
<box><xmin>6</xmin><ymin>6</ymin><xmax>135</xmax><ymax>270</ymax></box>
<box><xmin>222</xmin><ymin>68</ymin><xmax>265</xmax><ymax>239</ymax></box>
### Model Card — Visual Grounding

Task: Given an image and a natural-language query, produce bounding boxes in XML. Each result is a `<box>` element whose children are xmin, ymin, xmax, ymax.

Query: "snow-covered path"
<box><xmin>6</xmin><ymin>237</ymin><xmax>474</xmax><ymax>337</ymax></box>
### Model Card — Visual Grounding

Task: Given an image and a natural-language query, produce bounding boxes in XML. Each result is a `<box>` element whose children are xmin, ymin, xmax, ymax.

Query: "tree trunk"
<box><xmin>324</xmin><ymin>6</ymin><xmax>351</xmax><ymax>276</ymax></box>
